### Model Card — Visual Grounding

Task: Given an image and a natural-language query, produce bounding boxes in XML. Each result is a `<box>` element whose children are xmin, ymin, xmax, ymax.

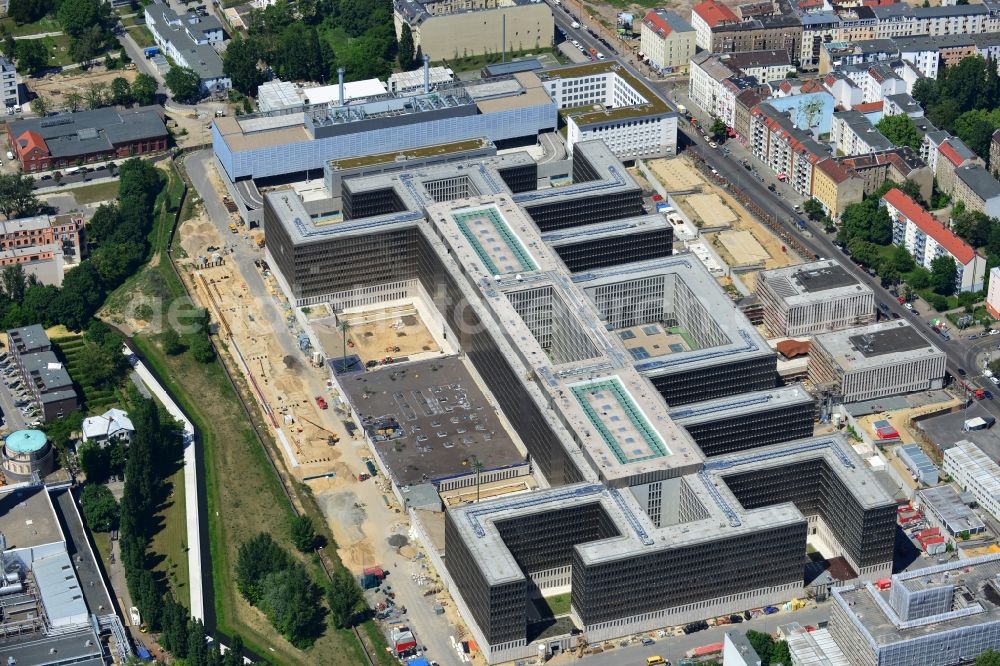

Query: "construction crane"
<box><xmin>298</xmin><ymin>416</ymin><xmax>340</xmax><ymax>445</ymax></box>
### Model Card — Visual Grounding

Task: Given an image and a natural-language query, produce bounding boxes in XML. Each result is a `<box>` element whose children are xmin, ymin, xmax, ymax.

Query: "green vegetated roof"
<box><xmin>543</xmin><ymin>62</ymin><xmax>674</xmax><ymax>127</ymax></box>
<box><xmin>328</xmin><ymin>138</ymin><xmax>489</xmax><ymax>171</ymax></box>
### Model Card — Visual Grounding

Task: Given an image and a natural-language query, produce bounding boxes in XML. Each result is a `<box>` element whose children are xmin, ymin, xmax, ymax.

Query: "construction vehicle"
<box><xmin>228</xmin><ymin>223</ymin><xmax>238</xmax><ymax>233</ymax></box>
<box><xmin>298</xmin><ymin>416</ymin><xmax>340</xmax><ymax>445</ymax></box>
<box><xmin>256</xmin><ymin>236</ymin><xmax>265</xmax><ymax>248</ymax></box>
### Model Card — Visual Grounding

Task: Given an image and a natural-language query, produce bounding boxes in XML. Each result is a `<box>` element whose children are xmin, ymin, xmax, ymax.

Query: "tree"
<box><xmin>290</xmin><ymin>514</ymin><xmax>319</xmax><ymax>552</ymax></box>
<box><xmin>58</xmin><ymin>0</ymin><xmax>104</xmax><ymax>38</ymax></box>
<box><xmin>0</xmin><ymin>173</ymin><xmax>40</xmax><ymax>219</ymax></box>
<box><xmin>398</xmin><ymin>23</ymin><xmax>415</xmax><ymax>71</ymax></box>
<box><xmin>802</xmin><ymin>198</ymin><xmax>825</xmax><ymax>221</ymax></box>
<box><xmin>188</xmin><ymin>333</ymin><xmax>215</xmax><ymax>363</ymax></box>
<box><xmin>888</xmin><ymin>244</ymin><xmax>916</xmax><ymax>274</ymax></box>
<box><xmin>8</xmin><ymin>0</ymin><xmax>53</xmax><ymax>25</ymax></box>
<box><xmin>839</xmin><ymin>199</ymin><xmax>892</xmax><ymax>246</ymax></box>
<box><xmin>976</xmin><ymin>649</ymin><xmax>1000</xmax><ymax>666</ymax></box>
<box><xmin>80</xmin><ymin>484</ymin><xmax>119</xmax><ymax>531</ymax></box>
<box><xmin>84</xmin><ymin>82</ymin><xmax>107</xmax><ymax>109</ymax></box>
<box><xmin>110</xmin><ymin>77</ymin><xmax>132</xmax><ymax>106</ymax></box>
<box><xmin>709</xmin><ymin>117</ymin><xmax>728</xmax><ymax>142</ymax></box>
<box><xmin>338</xmin><ymin>319</ymin><xmax>352</xmax><ymax>371</ymax></box>
<box><xmin>327</xmin><ymin>567</ymin><xmax>365</xmax><ymax>629</ymax></box>
<box><xmin>29</xmin><ymin>95</ymin><xmax>47</xmax><ymax>116</ymax></box>
<box><xmin>64</xmin><ymin>91</ymin><xmax>83</xmax><ymax>112</ymax></box>
<box><xmin>930</xmin><ymin>255</ymin><xmax>958</xmax><ymax>295</ymax></box>
<box><xmin>162</xmin><ymin>328</ymin><xmax>186</xmax><ymax>355</ymax></box>
<box><xmin>847</xmin><ymin>238</ymin><xmax>881</xmax><ymax>268</ymax></box>
<box><xmin>258</xmin><ymin>564</ymin><xmax>325</xmax><ymax>647</ymax></box>
<box><xmin>131</xmin><ymin>73</ymin><xmax>158</xmax><ymax>106</ymax></box>
<box><xmin>876</xmin><ymin>114</ymin><xmax>922</xmax><ymax>151</ymax></box>
<box><xmin>78</xmin><ymin>441</ymin><xmax>112</xmax><ymax>483</ymax></box>
<box><xmin>1</xmin><ymin>264</ymin><xmax>28</xmax><ymax>303</ymax></box>
<box><xmin>15</xmin><ymin>38</ymin><xmax>49</xmax><ymax>76</ymax></box>
<box><xmin>70</xmin><ymin>25</ymin><xmax>109</xmax><ymax>66</ymax></box>
<box><xmin>223</xmin><ymin>36</ymin><xmax>266</xmax><ymax>97</ymax></box>
<box><xmin>235</xmin><ymin>533</ymin><xmax>293</xmax><ymax>605</ymax></box>
<box><xmin>164</xmin><ymin>66</ymin><xmax>202</xmax><ymax>104</ymax></box>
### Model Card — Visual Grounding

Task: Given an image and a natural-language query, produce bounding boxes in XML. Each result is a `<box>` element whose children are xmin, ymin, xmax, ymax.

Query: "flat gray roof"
<box><xmin>0</xmin><ymin>484</ymin><xmax>62</xmax><ymax>550</ymax></box>
<box><xmin>338</xmin><ymin>356</ymin><xmax>525</xmax><ymax>486</ymax></box>
<box><xmin>669</xmin><ymin>384</ymin><xmax>813</xmax><ymax>428</ymax></box>
<box><xmin>759</xmin><ymin>260</ymin><xmax>870</xmax><ymax>306</ymax></box>
<box><xmin>7</xmin><ymin>324</ymin><xmax>49</xmax><ymax>353</ymax></box>
<box><xmin>814</xmin><ymin>320</ymin><xmax>943</xmax><ymax>371</ymax></box>
<box><xmin>834</xmin><ymin>553</ymin><xmax>1000</xmax><ymax>647</ymax></box>
<box><xmin>452</xmin><ymin>434</ymin><xmax>888</xmax><ymax>585</ymax></box>
<box><xmin>0</xmin><ymin>628</ymin><xmax>104</xmax><ymax>666</ymax></box>
<box><xmin>918</xmin><ymin>484</ymin><xmax>984</xmax><ymax>535</ymax></box>
<box><xmin>541</xmin><ymin>214</ymin><xmax>670</xmax><ymax>247</ymax></box>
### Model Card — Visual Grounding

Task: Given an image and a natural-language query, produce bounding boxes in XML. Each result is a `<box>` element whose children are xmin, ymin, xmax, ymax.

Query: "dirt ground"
<box><xmin>312</xmin><ymin>306</ymin><xmax>440</xmax><ymax>366</ymax></box>
<box><xmin>717</xmin><ymin>229</ymin><xmax>770</xmax><ymax>266</ymax></box>
<box><xmin>165</xmin><ymin>108</ymin><xmax>214</xmax><ymax>148</ymax></box>
<box><xmin>31</xmin><ymin>69</ymin><xmax>139</xmax><ymax>111</ymax></box>
<box><xmin>685</xmin><ymin>192</ymin><xmax>736</xmax><ymax>228</ymax></box>
<box><xmin>647</xmin><ymin>157</ymin><xmax>703</xmax><ymax>192</ymax></box>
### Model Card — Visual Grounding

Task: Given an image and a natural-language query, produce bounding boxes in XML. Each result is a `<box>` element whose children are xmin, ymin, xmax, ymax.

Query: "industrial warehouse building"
<box><xmin>261</xmin><ymin>138</ymin><xmax>901</xmax><ymax>663</ymax></box>
<box><xmin>830</xmin><ymin>553</ymin><xmax>1000</xmax><ymax>666</ymax></box>
<box><xmin>808</xmin><ymin>320</ymin><xmax>946</xmax><ymax>404</ymax></box>
<box><xmin>756</xmin><ymin>260</ymin><xmax>875</xmax><ymax>338</ymax></box>
<box><xmin>943</xmin><ymin>440</ymin><xmax>1000</xmax><ymax>523</ymax></box>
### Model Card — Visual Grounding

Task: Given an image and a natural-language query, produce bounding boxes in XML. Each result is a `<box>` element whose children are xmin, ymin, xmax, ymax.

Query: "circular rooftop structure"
<box><xmin>6</xmin><ymin>429</ymin><xmax>47</xmax><ymax>454</ymax></box>
<box><xmin>2</xmin><ymin>429</ymin><xmax>53</xmax><ymax>482</ymax></box>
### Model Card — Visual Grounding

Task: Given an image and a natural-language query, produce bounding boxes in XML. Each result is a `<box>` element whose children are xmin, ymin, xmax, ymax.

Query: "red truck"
<box><xmin>315</xmin><ymin>396</ymin><xmax>328</xmax><ymax>409</ymax></box>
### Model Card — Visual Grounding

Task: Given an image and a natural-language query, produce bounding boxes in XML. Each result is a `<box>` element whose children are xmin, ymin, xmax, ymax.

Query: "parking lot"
<box><xmin>0</xmin><ymin>351</ymin><xmax>39</xmax><ymax>432</ymax></box>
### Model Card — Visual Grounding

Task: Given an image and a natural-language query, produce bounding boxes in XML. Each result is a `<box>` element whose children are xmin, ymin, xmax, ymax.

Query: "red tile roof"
<box><xmin>938</xmin><ymin>139</ymin><xmax>973</xmax><ymax>168</ymax></box>
<box><xmin>815</xmin><ymin>158</ymin><xmax>855</xmax><ymax>185</ymax></box>
<box><xmin>882</xmin><ymin>188</ymin><xmax>977</xmax><ymax>265</ymax></box>
<box><xmin>644</xmin><ymin>10</ymin><xmax>672</xmax><ymax>36</ymax></box>
<box><xmin>14</xmin><ymin>130</ymin><xmax>47</xmax><ymax>158</ymax></box>
<box><xmin>852</xmin><ymin>101</ymin><xmax>883</xmax><ymax>113</ymax></box>
<box><xmin>692</xmin><ymin>0</ymin><xmax>739</xmax><ymax>27</ymax></box>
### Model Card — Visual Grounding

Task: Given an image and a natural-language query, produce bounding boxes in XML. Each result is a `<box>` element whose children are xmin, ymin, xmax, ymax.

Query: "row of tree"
<box><xmin>0</xmin><ymin>159</ymin><xmax>163</xmax><ymax>332</ymax></box>
<box><xmin>223</xmin><ymin>0</ymin><xmax>401</xmax><ymax>98</ymax></box>
<box><xmin>234</xmin><ymin>517</ymin><xmax>363</xmax><ymax>646</ymax></box>
<box><xmin>914</xmin><ymin>55</ymin><xmax>1000</xmax><ymax>164</ymax></box>
<box><xmin>55</xmin><ymin>74</ymin><xmax>158</xmax><ymax>112</ymax></box>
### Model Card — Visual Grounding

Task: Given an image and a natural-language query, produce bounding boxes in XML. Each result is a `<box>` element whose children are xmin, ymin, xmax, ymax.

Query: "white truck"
<box><xmin>571</xmin><ymin>21</ymin><xmax>580</xmax><ymax>28</ymax></box>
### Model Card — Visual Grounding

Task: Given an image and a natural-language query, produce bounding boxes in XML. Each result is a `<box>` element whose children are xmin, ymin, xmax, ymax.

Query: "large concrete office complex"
<box><xmin>540</xmin><ymin>214</ymin><xmax>673</xmax><ymax>272</ymax></box>
<box><xmin>669</xmin><ymin>385</ymin><xmax>815</xmax><ymax>456</ymax></box>
<box><xmin>830</xmin><ymin>553</ymin><xmax>1000</xmax><ymax>666</ymax></box>
<box><xmin>808</xmin><ymin>320</ymin><xmax>946</xmax><ymax>404</ymax></box>
<box><xmin>212</xmin><ymin>72</ymin><xmax>557</xmax><ymax>183</ymax></box>
<box><xmin>757</xmin><ymin>260</ymin><xmax>875</xmax><ymax>337</ymax></box>
<box><xmin>262</xmin><ymin>139</ymin><xmax>898</xmax><ymax>663</ymax></box>
<box><xmin>448</xmin><ymin>436</ymin><xmax>894</xmax><ymax>661</ymax></box>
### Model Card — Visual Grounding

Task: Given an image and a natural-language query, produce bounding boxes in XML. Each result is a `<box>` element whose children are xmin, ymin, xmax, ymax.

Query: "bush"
<box><xmin>80</xmin><ymin>483</ymin><xmax>119</xmax><ymax>531</ymax></box>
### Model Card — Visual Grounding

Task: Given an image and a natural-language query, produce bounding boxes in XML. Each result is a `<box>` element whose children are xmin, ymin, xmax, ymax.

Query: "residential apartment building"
<box><xmin>0</xmin><ymin>56</ymin><xmax>18</xmax><ymax>108</ymax></box>
<box><xmin>831</xmin><ymin>110</ymin><xmax>892</xmax><ymax>157</ymax></box>
<box><xmin>691</xmin><ymin>0</ymin><xmax>802</xmax><ymax>59</ymax></box>
<box><xmin>640</xmin><ymin>9</ymin><xmax>696</xmax><ymax>74</ymax></box>
<box><xmin>757</xmin><ymin>260</ymin><xmax>875</xmax><ymax>337</ymax></box>
<box><xmin>733</xmin><ymin>86</ymin><xmax>772</xmax><ymax>142</ymax></box>
<box><xmin>750</xmin><ymin>102</ymin><xmax>832</xmax><ymax>197</ymax></box>
<box><xmin>935</xmin><ymin>136</ymin><xmax>983</xmax><ymax>194</ymax></box>
<box><xmin>811</xmin><ymin>157</ymin><xmax>864</xmax><ymax>218</ymax></box>
<box><xmin>393</xmin><ymin>0</ymin><xmax>553</xmax><ymax>60</ymax></box>
<box><xmin>882</xmin><ymin>188</ymin><xmax>986</xmax><ymax>292</ymax></box>
<box><xmin>836</xmin><ymin>147</ymin><xmax>934</xmax><ymax>203</ymax></box>
<box><xmin>986</xmin><ymin>266</ymin><xmax>1000</xmax><ymax>319</ymax></box>
<box><xmin>0</xmin><ymin>214</ymin><xmax>83</xmax><ymax>286</ymax></box>
<box><xmin>145</xmin><ymin>5</ymin><xmax>230</xmax><ymax>94</ymax></box>
<box><xmin>690</xmin><ymin>51</ymin><xmax>791</xmax><ymax>122</ymax></box>
<box><xmin>800</xmin><ymin>11</ymin><xmax>843</xmax><ymax>69</ymax></box>
<box><xmin>808</xmin><ymin>320</ymin><xmax>946</xmax><ymax>403</ymax></box>
<box><xmin>822</xmin><ymin>71</ymin><xmax>863</xmax><ymax>109</ymax></box>
<box><xmin>6</xmin><ymin>325</ymin><xmax>78</xmax><ymax>421</ymax></box>
<box><xmin>953</xmin><ymin>163</ymin><xmax>1000</xmax><ymax>218</ymax></box>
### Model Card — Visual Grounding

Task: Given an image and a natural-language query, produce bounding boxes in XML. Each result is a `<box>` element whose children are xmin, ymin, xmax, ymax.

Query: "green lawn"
<box><xmin>434</xmin><ymin>47</ymin><xmax>568</xmax><ymax>73</ymax></box>
<box><xmin>70</xmin><ymin>180</ymin><xmax>121</xmax><ymax>205</ymax></box>
<box><xmin>128</xmin><ymin>26</ymin><xmax>155</xmax><ymax>49</ymax></box>
<box><xmin>0</xmin><ymin>16</ymin><xmax>62</xmax><ymax>37</ymax></box>
<box><xmin>44</xmin><ymin>34</ymin><xmax>74</xmax><ymax>67</ymax></box>
<box><xmin>149</xmin><ymin>463</ymin><xmax>190</xmax><ymax>597</ymax></box>
<box><xmin>534</xmin><ymin>592</ymin><xmax>573</xmax><ymax>617</ymax></box>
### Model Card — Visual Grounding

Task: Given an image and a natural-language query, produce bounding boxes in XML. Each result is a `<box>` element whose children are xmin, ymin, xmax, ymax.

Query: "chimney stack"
<box><xmin>338</xmin><ymin>67</ymin><xmax>346</xmax><ymax>105</ymax></box>
<box><xmin>423</xmin><ymin>54</ymin><xmax>431</xmax><ymax>94</ymax></box>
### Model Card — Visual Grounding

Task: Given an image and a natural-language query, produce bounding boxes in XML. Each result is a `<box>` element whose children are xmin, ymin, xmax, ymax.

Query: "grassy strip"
<box><xmin>149</xmin><ymin>463</ymin><xmax>191</xmax><ymax>597</ymax></box>
<box><xmin>128</xmin><ymin>26</ymin><xmax>155</xmax><ymax>49</ymax></box>
<box><xmin>0</xmin><ymin>16</ymin><xmax>61</xmax><ymax>37</ymax></box>
<box><xmin>68</xmin><ymin>180</ymin><xmax>121</xmax><ymax>205</ymax></box>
